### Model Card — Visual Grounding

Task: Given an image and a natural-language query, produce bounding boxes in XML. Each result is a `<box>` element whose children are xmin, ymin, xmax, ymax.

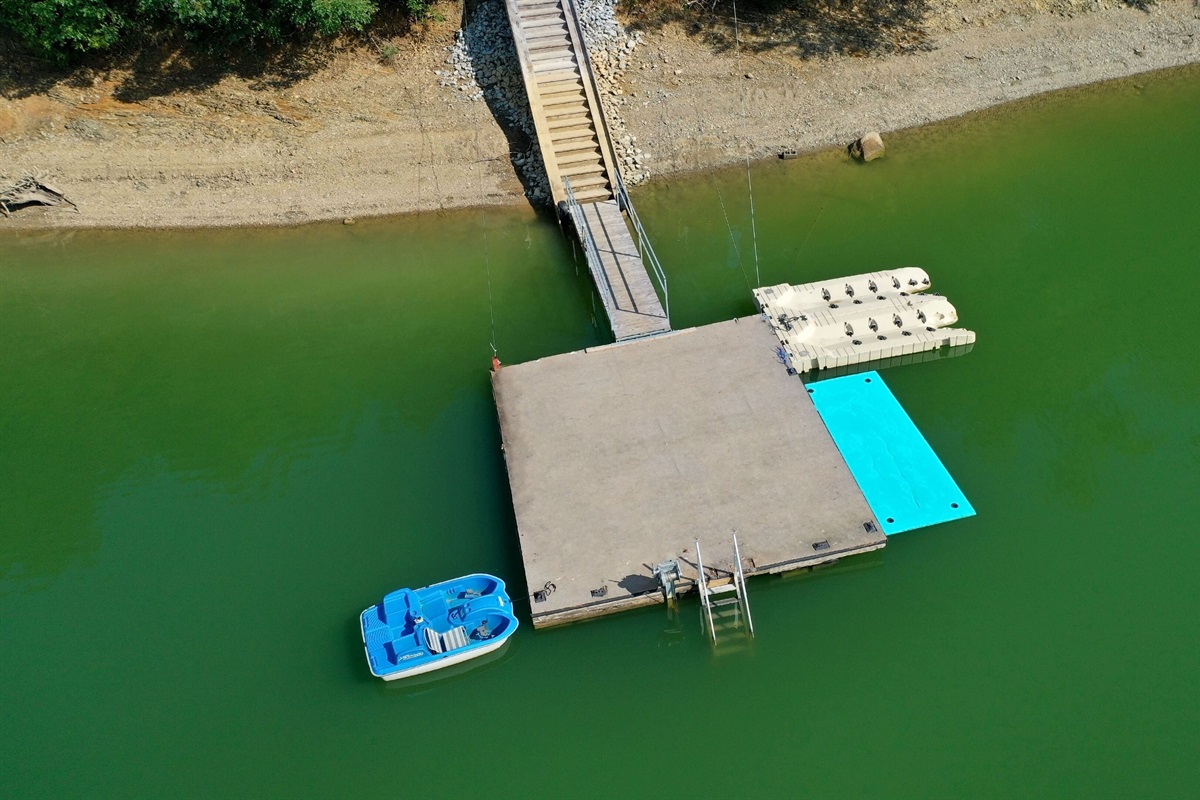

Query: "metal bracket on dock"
<box><xmin>653</xmin><ymin>559</ymin><xmax>681</xmax><ymax>609</ymax></box>
<box><xmin>532</xmin><ymin>581</ymin><xmax>556</xmax><ymax>604</ymax></box>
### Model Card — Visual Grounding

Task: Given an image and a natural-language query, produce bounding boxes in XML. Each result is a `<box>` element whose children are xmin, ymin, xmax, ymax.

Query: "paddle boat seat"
<box><xmin>422</xmin><ymin>625</ymin><xmax>470</xmax><ymax>654</ymax></box>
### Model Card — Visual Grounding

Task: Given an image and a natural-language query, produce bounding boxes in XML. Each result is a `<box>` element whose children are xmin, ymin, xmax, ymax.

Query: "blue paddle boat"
<box><xmin>360</xmin><ymin>573</ymin><xmax>519</xmax><ymax>681</ymax></box>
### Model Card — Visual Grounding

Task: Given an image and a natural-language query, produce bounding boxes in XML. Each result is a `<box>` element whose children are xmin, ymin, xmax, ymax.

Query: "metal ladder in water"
<box><xmin>695</xmin><ymin>534</ymin><xmax>755</xmax><ymax>645</ymax></box>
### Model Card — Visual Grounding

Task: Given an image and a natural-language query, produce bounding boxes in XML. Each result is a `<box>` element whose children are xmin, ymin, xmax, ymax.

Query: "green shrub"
<box><xmin>135</xmin><ymin>0</ymin><xmax>380</xmax><ymax>46</ymax></box>
<box><xmin>0</xmin><ymin>0</ymin><xmax>127</xmax><ymax>63</ymax></box>
<box><xmin>0</xmin><ymin>0</ymin><xmax>391</xmax><ymax>63</ymax></box>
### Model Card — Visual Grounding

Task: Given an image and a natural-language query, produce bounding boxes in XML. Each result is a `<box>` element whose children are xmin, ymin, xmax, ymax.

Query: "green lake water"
<box><xmin>2</xmin><ymin>66</ymin><xmax>1198</xmax><ymax>797</ymax></box>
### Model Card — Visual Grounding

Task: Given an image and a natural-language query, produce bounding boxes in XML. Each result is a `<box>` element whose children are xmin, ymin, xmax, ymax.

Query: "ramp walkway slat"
<box><xmin>569</xmin><ymin>200</ymin><xmax>669</xmax><ymax>340</ymax></box>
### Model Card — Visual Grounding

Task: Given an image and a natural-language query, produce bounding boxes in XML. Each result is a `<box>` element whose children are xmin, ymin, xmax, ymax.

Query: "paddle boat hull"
<box><xmin>360</xmin><ymin>573</ymin><xmax>519</xmax><ymax>681</ymax></box>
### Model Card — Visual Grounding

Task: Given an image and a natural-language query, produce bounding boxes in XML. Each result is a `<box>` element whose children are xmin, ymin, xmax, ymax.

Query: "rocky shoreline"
<box><xmin>0</xmin><ymin>0</ymin><xmax>1196</xmax><ymax>230</ymax></box>
<box><xmin>437</xmin><ymin>0</ymin><xmax>649</xmax><ymax>204</ymax></box>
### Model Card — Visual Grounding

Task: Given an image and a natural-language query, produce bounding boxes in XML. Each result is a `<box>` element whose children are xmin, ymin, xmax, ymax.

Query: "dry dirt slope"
<box><xmin>0</xmin><ymin>0</ymin><xmax>1196</xmax><ymax>229</ymax></box>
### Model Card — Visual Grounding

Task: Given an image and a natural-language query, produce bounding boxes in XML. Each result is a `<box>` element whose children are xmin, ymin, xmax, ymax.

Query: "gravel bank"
<box><xmin>437</xmin><ymin>0</ymin><xmax>649</xmax><ymax>202</ymax></box>
<box><xmin>0</xmin><ymin>0</ymin><xmax>1196</xmax><ymax>230</ymax></box>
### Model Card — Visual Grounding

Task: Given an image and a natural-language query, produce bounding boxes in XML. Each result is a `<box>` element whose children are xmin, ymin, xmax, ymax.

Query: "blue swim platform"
<box><xmin>807</xmin><ymin>371</ymin><xmax>974</xmax><ymax>535</ymax></box>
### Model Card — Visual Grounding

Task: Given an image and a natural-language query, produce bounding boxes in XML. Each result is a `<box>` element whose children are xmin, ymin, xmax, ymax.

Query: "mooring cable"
<box><xmin>476</xmin><ymin>163</ymin><xmax>498</xmax><ymax>359</ymax></box>
<box><xmin>717</xmin><ymin>182</ymin><xmax>752</xmax><ymax>292</ymax></box>
<box><xmin>798</xmin><ymin>201</ymin><xmax>827</xmax><ymax>261</ymax></box>
<box><xmin>732</xmin><ymin>0</ymin><xmax>761</xmax><ymax>287</ymax></box>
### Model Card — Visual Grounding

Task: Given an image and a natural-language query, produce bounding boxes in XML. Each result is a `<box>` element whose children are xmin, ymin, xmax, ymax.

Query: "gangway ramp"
<box><xmin>565</xmin><ymin>193</ymin><xmax>669</xmax><ymax>340</ymax></box>
<box><xmin>504</xmin><ymin>0</ymin><xmax>670</xmax><ymax>341</ymax></box>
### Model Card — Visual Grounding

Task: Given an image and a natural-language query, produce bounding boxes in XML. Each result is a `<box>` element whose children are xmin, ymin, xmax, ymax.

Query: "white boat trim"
<box><xmin>378</xmin><ymin>636</ymin><xmax>510</xmax><ymax>681</ymax></box>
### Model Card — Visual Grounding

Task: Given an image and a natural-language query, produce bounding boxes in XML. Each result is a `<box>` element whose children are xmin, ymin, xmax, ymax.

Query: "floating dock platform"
<box><xmin>754</xmin><ymin>267</ymin><xmax>975</xmax><ymax>373</ymax></box>
<box><xmin>492</xmin><ymin>317</ymin><xmax>888</xmax><ymax>628</ymax></box>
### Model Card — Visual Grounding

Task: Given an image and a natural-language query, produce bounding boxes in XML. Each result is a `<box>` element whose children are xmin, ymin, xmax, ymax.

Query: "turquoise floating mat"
<box><xmin>806</xmin><ymin>371</ymin><xmax>975</xmax><ymax>535</ymax></box>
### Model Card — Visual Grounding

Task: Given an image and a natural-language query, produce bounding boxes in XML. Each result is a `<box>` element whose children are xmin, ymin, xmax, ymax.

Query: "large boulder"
<box><xmin>849</xmin><ymin>131</ymin><xmax>886</xmax><ymax>162</ymax></box>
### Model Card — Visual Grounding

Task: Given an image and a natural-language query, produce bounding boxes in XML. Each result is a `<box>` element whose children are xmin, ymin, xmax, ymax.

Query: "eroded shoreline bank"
<box><xmin>1</xmin><ymin>0</ymin><xmax>1196</xmax><ymax>231</ymax></box>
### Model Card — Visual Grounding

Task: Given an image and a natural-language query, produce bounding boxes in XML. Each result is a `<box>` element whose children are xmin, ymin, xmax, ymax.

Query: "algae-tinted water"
<box><xmin>2</xmin><ymin>67</ymin><xmax>1198</xmax><ymax>797</ymax></box>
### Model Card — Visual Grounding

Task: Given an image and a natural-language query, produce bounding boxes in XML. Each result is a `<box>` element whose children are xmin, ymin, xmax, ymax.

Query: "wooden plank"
<box><xmin>531</xmin><ymin>57</ymin><xmax>578</xmax><ymax>73</ymax></box>
<box><xmin>551</xmin><ymin>130</ymin><xmax>599</xmax><ymax>144</ymax></box>
<box><xmin>527</xmin><ymin>38</ymin><xmax>571</xmax><ymax>53</ymax></box>
<box><xmin>524</xmin><ymin>27</ymin><xmax>570</xmax><ymax>41</ymax></box>
<box><xmin>546</xmin><ymin>114</ymin><xmax>592</xmax><ymax>130</ymax></box>
<box><xmin>520</xmin><ymin>18</ymin><xmax>567</xmax><ymax>33</ymax></box>
<box><xmin>564</xmin><ymin>172</ymin><xmax>607</xmax><ymax>188</ymax></box>
<box><xmin>553</xmin><ymin>140</ymin><xmax>601</xmax><ymax>157</ymax></box>
<box><xmin>544</xmin><ymin>102</ymin><xmax>588</xmax><ymax>119</ymax></box>
<box><xmin>534</xmin><ymin>69</ymin><xmax>581</xmax><ymax>86</ymax></box>
<box><xmin>556</xmin><ymin>148</ymin><xmax>602</xmax><ymax>165</ymax></box>
<box><xmin>527</xmin><ymin>33</ymin><xmax>570</xmax><ymax>46</ymax></box>
<box><xmin>542</xmin><ymin>93</ymin><xmax>587</xmax><ymax>109</ymax></box>
<box><xmin>572</xmin><ymin>188</ymin><xmax>610</xmax><ymax>203</ymax></box>
<box><xmin>541</xmin><ymin>88</ymin><xmax>583</xmax><ymax>101</ymax></box>
<box><xmin>525</xmin><ymin>27</ymin><xmax>569</xmax><ymax>40</ymax></box>
<box><xmin>537</xmin><ymin>82</ymin><xmax>584</xmax><ymax>98</ymax></box>
<box><xmin>519</xmin><ymin>9</ymin><xmax>564</xmax><ymax>22</ymax></box>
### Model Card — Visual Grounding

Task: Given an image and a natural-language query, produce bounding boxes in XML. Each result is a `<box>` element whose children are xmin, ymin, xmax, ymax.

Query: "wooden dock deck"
<box><xmin>492</xmin><ymin>317</ymin><xmax>887</xmax><ymax>628</ymax></box>
<box><xmin>504</xmin><ymin>0</ymin><xmax>670</xmax><ymax>341</ymax></box>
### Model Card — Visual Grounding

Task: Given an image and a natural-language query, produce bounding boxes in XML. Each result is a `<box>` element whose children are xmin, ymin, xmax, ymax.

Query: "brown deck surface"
<box><xmin>492</xmin><ymin>316</ymin><xmax>886</xmax><ymax>627</ymax></box>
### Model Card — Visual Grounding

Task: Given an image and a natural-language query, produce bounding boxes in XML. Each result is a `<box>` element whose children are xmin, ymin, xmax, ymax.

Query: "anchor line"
<box><xmin>466</xmin><ymin>57</ymin><xmax>498</xmax><ymax>361</ymax></box>
<box><xmin>732</xmin><ymin>0</ymin><xmax>761</xmax><ymax>286</ymax></box>
<box><xmin>410</xmin><ymin>78</ymin><xmax>442</xmax><ymax>213</ymax></box>
<box><xmin>414</xmin><ymin>87</ymin><xmax>421</xmax><ymax>215</ymax></box>
<box><xmin>799</xmin><ymin>202</ymin><xmax>827</xmax><ymax>260</ymax></box>
<box><xmin>716</xmin><ymin>183</ymin><xmax>752</xmax><ymax>292</ymax></box>
<box><xmin>476</xmin><ymin>167</ymin><xmax>498</xmax><ymax>358</ymax></box>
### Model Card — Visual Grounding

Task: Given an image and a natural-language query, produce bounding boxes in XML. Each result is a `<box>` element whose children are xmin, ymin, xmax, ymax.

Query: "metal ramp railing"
<box><xmin>563</xmin><ymin>176</ymin><xmax>616</xmax><ymax>313</ymax></box>
<box><xmin>561</xmin><ymin>0</ymin><xmax>669</xmax><ymax>323</ymax></box>
<box><xmin>611</xmin><ymin>169</ymin><xmax>669</xmax><ymax>323</ymax></box>
<box><xmin>563</xmin><ymin>176</ymin><xmax>670</xmax><ymax>340</ymax></box>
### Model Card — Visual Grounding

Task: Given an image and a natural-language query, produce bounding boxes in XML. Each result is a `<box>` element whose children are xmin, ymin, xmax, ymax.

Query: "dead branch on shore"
<box><xmin>0</xmin><ymin>174</ymin><xmax>78</xmax><ymax>217</ymax></box>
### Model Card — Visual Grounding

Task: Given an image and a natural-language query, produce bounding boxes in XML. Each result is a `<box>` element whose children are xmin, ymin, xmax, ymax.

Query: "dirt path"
<box><xmin>1</xmin><ymin>0</ymin><xmax>1196</xmax><ymax>230</ymax></box>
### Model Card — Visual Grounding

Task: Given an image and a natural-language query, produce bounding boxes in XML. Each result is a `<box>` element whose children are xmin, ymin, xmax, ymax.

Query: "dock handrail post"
<box><xmin>695</xmin><ymin>539</ymin><xmax>716</xmax><ymax>642</ymax></box>
<box><xmin>561</xmin><ymin>0</ymin><xmax>669</xmax><ymax>326</ymax></box>
<box><xmin>733</xmin><ymin>533</ymin><xmax>755</xmax><ymax>638</ymax></box>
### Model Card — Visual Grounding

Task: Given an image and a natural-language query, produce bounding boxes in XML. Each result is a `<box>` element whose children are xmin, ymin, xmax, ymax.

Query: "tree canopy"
<box><xmin>0</xmin><ymin>0</ymin><xmax>403</xmax><ymax>63</ymax></box>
